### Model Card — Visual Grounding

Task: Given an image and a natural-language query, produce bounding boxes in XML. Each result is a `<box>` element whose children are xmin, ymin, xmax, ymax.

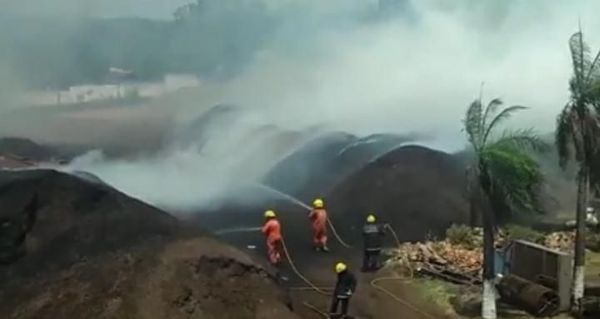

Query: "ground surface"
<box><xmin>214</xmin><ymin>223</ymin><xmax>452</xmax><ymax>319</ymax></box>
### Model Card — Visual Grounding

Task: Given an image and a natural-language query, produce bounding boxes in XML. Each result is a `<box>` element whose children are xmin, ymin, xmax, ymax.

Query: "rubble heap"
<box><xmin>544</xmin><ymin>231</ymin><xmax>576</xmax><ymax>252</ymax></box>
<box><xmin>391</xmin><ymin>241</ymin><xmax>483</xmax><ymax>277</ymax></box>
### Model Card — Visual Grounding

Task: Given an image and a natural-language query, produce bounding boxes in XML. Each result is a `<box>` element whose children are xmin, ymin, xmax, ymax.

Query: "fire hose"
<box><xmin>280</xmin><ymin>220</ymin><xmax>434</xmax><ymax>319</ymax></box>
<box><xmin>367</xmin><ymin>224</ymin><xmax>435</xmax><ymax>319</ymax></box>
<box><xmin>232</xmin><ymin>186</ymin><xmax>435</xmax><ymax>317</ymax></box>
<box><xmin>281</xmin><ymin>236</ymin><xmax>331</xmax><ymax>296</ymax></box>
<box><xmin>327</xmin><ymin>217</ymin><xmax>352</xmax><ymax>248</ymax></box>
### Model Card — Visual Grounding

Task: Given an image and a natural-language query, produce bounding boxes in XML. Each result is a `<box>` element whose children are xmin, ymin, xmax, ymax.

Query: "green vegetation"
<box><xmin>463</xmin><ymin>94</ymin><xmax>547</xmax><ymax>318</ymax></box>
<box><xmin>555</xmin><ymin>29</ymin><xmax>600</xmax><ymax>307</ymax></box>
<box><xmin>504</xmin><ymin>224</ymin><xmax>544</xmax><ymax>244</ymax></box>
<box><xmin>409</xmin><ymin>278</ymin><xmax>459</xmax><ymax>315</ymax></box>
<box><xmin>446</xmin><ymin>224</ymin><xmax>482</xmax><ymax>249</ymax></box>
<box><xmin>445</xmin><ymin>224</ymin><xmax>546</xmax><ymax>247</ymax></box>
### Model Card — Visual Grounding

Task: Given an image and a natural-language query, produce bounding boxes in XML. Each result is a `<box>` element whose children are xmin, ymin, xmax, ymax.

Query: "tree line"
<box><xmin>0</xmin><ymin>0</ymin><xmax>279</xmax><ymax>90</ymax></box>
<box><xmin>465</xmin><ymin>28</ymin><xmax>600</xmax><ymax>318</ymax></box>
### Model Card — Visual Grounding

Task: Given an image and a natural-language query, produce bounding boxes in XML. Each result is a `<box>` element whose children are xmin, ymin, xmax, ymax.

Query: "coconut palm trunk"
<box><xmin>573</xmin><ymin>167</ymin><xmax>589</xmax><ymax>310</ymax></box>
<box><xmin>482</xmin><ymin>204</ymin><xmax>497</xmax><ymax>318</ymax></box>
<box><xmin>480</xmin><ymin>171</ymin><xmax>497</xmax><ymax>319</ymax></box>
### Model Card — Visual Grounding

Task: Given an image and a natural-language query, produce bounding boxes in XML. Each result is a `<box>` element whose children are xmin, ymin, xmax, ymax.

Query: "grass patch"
<box><xmin>505</xmin><ymin>224</ymin><xmax>545</xmax><ymax>244</ymax></box>
<box><xmin>407</xmin><ymin>278</ymin><xmax>459</xmax><ymax>315</ymax></box>
<box><xmin>446</xmin><ymin>224</ymin><xmax>482</xmax><ymax>249</ymax></box>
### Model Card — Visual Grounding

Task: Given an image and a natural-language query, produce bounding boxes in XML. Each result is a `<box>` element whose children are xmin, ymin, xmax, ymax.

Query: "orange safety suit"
<box><xmin>262</xmin><ymin>218</ymin><xmax>283</xmax><ymax>265</ymax></box>
<box><xmin>309</xmin><ymin>208</ymin><xmax>328</xmax><ymax>248</ymax></box>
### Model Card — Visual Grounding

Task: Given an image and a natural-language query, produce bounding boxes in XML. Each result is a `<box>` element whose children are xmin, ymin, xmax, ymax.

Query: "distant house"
<box><xmin>107</xmin><ymin>67</ymin><xmax>137</xmax><ymax>83</ymax></box>
<box><xmin>22</xmin><ymin>73</ymin><xmax>201</xmax><ymax>106</ymax></box>
<box><xmin>165</xmin><ymin>74</ymin><xmax>201</xmax><ymax>92</ymax></box>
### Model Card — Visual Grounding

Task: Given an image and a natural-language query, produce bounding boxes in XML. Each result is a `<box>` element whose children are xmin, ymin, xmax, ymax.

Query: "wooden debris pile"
<box><xmin>388</xmin><ymin>227</ymin><xmax>582</xmax><ymax>285</ymax></box>
<box><xmin>389</xmin><ymin>240</ymin><xmax>483</xmax><ymax>284</ymax></box>
<box><xmin>543</xmin><ymin>232</ymin><xmax>575</xmax><ymax>252</ymax></box>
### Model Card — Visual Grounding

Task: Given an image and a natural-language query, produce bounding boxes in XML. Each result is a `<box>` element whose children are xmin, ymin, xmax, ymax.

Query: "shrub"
<box><xmin>505</xmin><ymin>224</ymin><xmax>544</xmax><ymax>244</ymax></box>
<box><xmin>586</xmin><ymin>232</ymin><xmax>600</xmax><ymax>252</ymax></box>
<box><xmin>446</xmin><ymin>224</ymin><xmax>482</xmax><ymax>249</ymax></box>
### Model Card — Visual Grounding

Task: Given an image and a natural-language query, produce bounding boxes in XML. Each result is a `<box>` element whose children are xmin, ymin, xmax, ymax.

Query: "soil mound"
<box><xmin>327</xmin><ymin>145</ymin><xmax>470</xmax><ymax>242</ymax></box>
<box><xmin>0</xmin><ymin>169</ymin><xmax>180</xmax><ymax>271</ymax></box>
<box><xmin>264</xmin><ymin>131</ymin><xmax>355</xmax><ymax>201</ymax></box>
<box><xmin>0</xmin><ymin>169</ymin><xmax>298</xmax><ymax>319</ymax></box>
<box><xmin>0</xmin><ymin>137</ymin><xmax>63</xmax><ymax>169</ymax></box>
<box><xmin>0</xmin><ymin>238</ymin><xmax>297</xmax><ymax>319</ymax></box>
<box><xmin>0</xmin><ymin>137</ymin><xmax>56</xmax><ymax>161</ymax></box>
<box><xmin>264</xmin><ymin>133</ymin><xmax>419</xmax><ymax>202</ymax></box>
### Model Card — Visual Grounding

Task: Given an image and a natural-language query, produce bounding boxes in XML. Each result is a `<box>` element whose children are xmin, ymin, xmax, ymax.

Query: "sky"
<box><xmin>0</xmin><ymin>0</ymin><xmax>192</xmax><ymax>19</ymax></box>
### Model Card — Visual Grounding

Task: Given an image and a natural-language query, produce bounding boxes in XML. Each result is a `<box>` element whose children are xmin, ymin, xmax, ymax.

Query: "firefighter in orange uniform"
<box><xmin>262</xmin><ymin>210</ymin><xmax>283</xmax><ymax>265</ymax></box>
<box><xmin>309</xmin><ymin>198</ymin><xmax>329</xmax><ymax>252</ymax></box>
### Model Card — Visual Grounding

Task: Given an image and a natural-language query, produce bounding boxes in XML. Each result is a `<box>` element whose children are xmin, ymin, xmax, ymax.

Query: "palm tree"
<box><xmin>556</xmin><ymin>30</ymin><xmax>600</xmax><ymax>311</ymax></box>
<box><xmin>464</xmin><ymin>94</ymin><xmax>546</xmax><ymax>319</ymax></box>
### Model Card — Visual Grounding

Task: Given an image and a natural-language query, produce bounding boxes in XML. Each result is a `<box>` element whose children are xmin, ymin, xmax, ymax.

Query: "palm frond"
<box><xmin>482</xmin><ymin>98</ymin><xmax>503</xmax><ymax>131</ymax></box>
<box><xmin>555</xmin><ymin>101</ymin><xmax>600</xmax><ymax>171</ymax></box>
<box><xmin>464</xmin><ymin>99</ymin><xmax>484</xmax><ymax>151</ymax></box>
<box><xmin>556</xmin><ymin>104</ymin><xmax>575</xmax><ymax>169</ymax></box>
<box><xmin>570</xmin><ymin>31</ymin><xmax>591</xmax><ymax>95</ymax></box>
<box><xmin>586</xmin><ymin>49</ymin><xmax>600</xmax><ymax>84</ymax></box>
<box><xmin>482</xmin><ymin>105</ymin><xmax>528</xmax><ymax>145</ymax></box>
<box><xmin>582</xmin><ymin>112</ymin><xmax>600</xmax><ymax>161</ymax></box>
<box><xmin>589</xmin><ymin>150</ymin><xmax>600</xmax><ymax>192</ymax></box>
<box><xmin>493</xmin><ymin>129</ymin><xmax>550</xmax><ymax>152</ymax></box>
<box><xmin>481</xmin><ymin>144</ymin><xmax>543</xmax><ymax>213</ymax></box>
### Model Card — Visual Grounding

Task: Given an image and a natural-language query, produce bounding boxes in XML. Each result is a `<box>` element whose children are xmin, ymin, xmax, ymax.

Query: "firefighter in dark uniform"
<box><xmin>361</xmin><ymin>214</ymin><xmax>386</xmax><ymax>272</ymax></box>
<box><xmin>329</xmin><ymin>262</ymin><xmax>357</xmax><ymax>318</ymax></box>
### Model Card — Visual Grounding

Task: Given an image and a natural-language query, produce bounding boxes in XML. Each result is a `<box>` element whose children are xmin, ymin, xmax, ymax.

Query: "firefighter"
<box><xmin>262</xmin><ymin>210</ymin><xmax>283</xmax><ymax>266</ymax></box>
<box><xmin>361</xmin><ymin>214</ymin><xmax>386</xmax><ymax>272</ymax></box>
<box><xmin>329</xmin><ymin>262</ymin><xmax>357</xmax><ymax>318</ymax></box>
<box><xmin>309</xmin><ymin>198</ymin><xmax>329</xmax><ymax>252</ymax></box>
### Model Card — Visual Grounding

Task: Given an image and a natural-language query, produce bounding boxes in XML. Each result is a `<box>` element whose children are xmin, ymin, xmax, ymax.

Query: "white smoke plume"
<box><xmin>42</xmin><ymin>0</ymin><xmax>600</xmax><ymax>209</ymax></box>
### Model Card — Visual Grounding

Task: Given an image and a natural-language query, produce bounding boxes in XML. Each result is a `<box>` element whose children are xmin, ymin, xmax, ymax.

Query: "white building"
<box><xmin>22</xmin><ymin>74</ymin><xmax>201</xmax><ymax>106</ymax></box>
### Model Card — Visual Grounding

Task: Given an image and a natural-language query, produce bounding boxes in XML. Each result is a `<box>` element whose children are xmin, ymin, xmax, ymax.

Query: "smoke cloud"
<box><xmin>4</xmin><ymin>0</ymin><xmax>600</xmax><ymax>210</ymax></box>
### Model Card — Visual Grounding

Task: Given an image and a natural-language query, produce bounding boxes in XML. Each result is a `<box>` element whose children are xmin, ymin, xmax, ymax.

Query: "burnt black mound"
<box><xmin>263</xmin><ymin>131</ymin><xmax>354</xmax><ymax>201</ymax></box>
<box><xmin>0</xmin><ymin>137</ymin><xmax>56</xmax><ymax>161</ymax></box>
<box><xmin>326</xmin><ymin>145</ymin><xmax>470</xmax><ymax>242</ymax></box>
<box><xmin>0</xmin><ymin>169</ymin><xmax>298</xmax><ymax>319</ymax></box>
<box><xmin>264</xmin><ymin>132</ymin><xmax>418</xmax><ymax>202</ymax></box>
<box><xmin>0</xmin><ymin>169</ymin><xmax>181</xmax><ymax>272</ymax></box>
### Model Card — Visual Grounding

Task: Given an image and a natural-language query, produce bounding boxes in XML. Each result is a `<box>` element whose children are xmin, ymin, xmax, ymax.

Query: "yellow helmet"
<box><xmin>313</xmin><ymin>198</ymin><xmax>324</xmax><ymax>208</ymax></box>
<box><xmin>335</xmin><ymin>262</ymin><xmax>347</xmax><ymax>274</ymax></box>
<box><xmin>367</xmin><ymin>214</ymin><xmax>376</xmax><ymax>223</ymax></box>
<box><xmin>264</xmin><ymin>210</ymin><xmax>276</xmax><ymax>218</ymax></box>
